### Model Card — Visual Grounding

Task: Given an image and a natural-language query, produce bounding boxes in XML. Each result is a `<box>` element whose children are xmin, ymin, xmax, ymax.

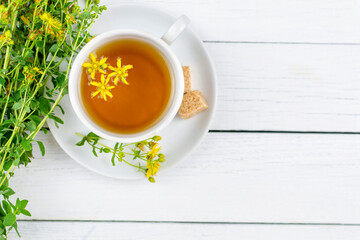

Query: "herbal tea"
<box><xmin>81</xmin><ymin>39</ymin><xmax>172</xmax><ymax>134</ymax></box>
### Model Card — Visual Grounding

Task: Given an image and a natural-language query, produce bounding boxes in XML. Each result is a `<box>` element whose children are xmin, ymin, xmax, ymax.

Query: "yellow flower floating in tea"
<box><xmin>82</xmin><ymin>53</ymin><xmax>108</xmax><ymax>80</ymax></box>
<box><xmin>90</xmin><ymin>74</ymin><xmax>115</xmax><ymax>101</ymax></box>
<box><xmin>83</xmin><ymin>53</ymin><xmax>133</xmax><ymax>101</ymax></box>
<box><xmin>108</xmin><ymin>58</ymin><xmax>133</xmax><ymax>85</ymax></box>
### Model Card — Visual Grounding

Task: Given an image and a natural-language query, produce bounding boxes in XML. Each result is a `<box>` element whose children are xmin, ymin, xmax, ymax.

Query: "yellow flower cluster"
<box><xmin>82</xmin><ymin>53</ymin><xmax>133</xmax><ymax>101</ymax></box>
<box><xmin>0</xmin><ymin>5</ymin><xmax>9</xmax><ymax>25</ymax></box>
<box><xmin>136</xmin><ymin>136</ymin><xmax>165</xmax><ymax>182</ymax></box>
<box><xmin>20</xmin><ymin>15</ymin><xmax>30</xmax><ymax>25</ymax></box>
<box><xmin>39</xmin><ymin>12</ymin><xmax>64</xmax><ymax>40</ymax></box>
<box><xmin>0</xmin><ymin>30</ymin><xmax>13</xmax><ymax>45</ymax></box>
<box><xmin>23</xmin><ymin>66</ymin><xmax>44</xmax><ymax>83</ymax></box>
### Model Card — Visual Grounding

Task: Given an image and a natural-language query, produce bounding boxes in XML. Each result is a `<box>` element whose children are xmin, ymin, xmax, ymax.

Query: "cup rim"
<box><xmin>69</xmin><ymin>29</ymin><xmax>184</xmax><ymax>143</ymax></box>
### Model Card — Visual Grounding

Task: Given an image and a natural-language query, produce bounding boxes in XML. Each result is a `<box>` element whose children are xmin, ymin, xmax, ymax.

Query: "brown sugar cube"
<box><xmin>182</xmin><ymin>66</ymin><xmax>192</xmax><ymax>93</ymax></box>
<box><xmin>178</xmin><ymin>90</ymin><xmax>208</xmax><ymax>119</ymax></box>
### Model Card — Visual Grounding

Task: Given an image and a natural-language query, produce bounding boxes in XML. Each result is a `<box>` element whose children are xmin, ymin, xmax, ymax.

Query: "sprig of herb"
<box><xmin>75</xmin><ymin>132</ymin><xmax>165</xmax><ymax>183</ymax></box>
<box><xmin>0</xmin><ymin>0</ymin><xmax>105</xmax><ymax>238</ymax></box>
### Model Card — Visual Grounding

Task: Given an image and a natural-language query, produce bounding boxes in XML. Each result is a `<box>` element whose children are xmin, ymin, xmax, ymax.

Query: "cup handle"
<box><xmin>161</xmin><ymin>15</ymin><xmax>190</xmax><ymax>45</ymax></box>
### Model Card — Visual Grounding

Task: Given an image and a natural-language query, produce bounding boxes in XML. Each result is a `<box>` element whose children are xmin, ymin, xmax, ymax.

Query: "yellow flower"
<box><xmin>90</xmin><ymin>74</ymin><xmax>115</xmax><ymax>101</ymax></box>
<box><xmin>0</xmin><ymin>30</ymin><xmax>13</xmax><ymax>45</ymax></box>
<box><xmin>0</xmin><ymin>5</ymin><xmax>9</xmax><ymax>24</ymax></box>
<box><xmin>23</xmin><ymin>66</ymin><xmax>44</xmax><ymax>83</ymax></box>
<box><xmin>82</xmin><ymin>53</ymin><xmax>108</xmax><ymax>79</ymax></box>
<box><xmin>146</xmin><ymin>143</ymin><xmax>161</xmax><ymax>160</ymax></box>
<box><xmin>20</xmin><ymin>15</ymin><xmax>30</xmax><ymax>25</ymax></box>
<box><xmin>40</xmin><ymin>12</ymin><xmax>63</xmax><ymax>40</ymax></box>
<box><xmin>146</xmin><ymin>160</ymin><xmax>161</xmax><ymax>178</ymax></box>
<box><xmin>65</xmin><ymin>13</ymin><xmax>76</xmax><ymax>24</ymax></box>
<box><xmin>33</xmin><ymin>67</ymin><xmax>44</xmax><ymax>74</ymax></box>
<box><xmin>40</xmin><ymin>12</ymin><xmax>62</xmax><ymax>30</ymax></box>
<box><xmin>136</xmin><ymin>142</ymin><xmax>146</xmax><ymax>152</ymax></box>
<box><xmin>29</xmin><ymin>30</ymin><xmax>39</xmax><ymax>40</ymax></box>
<box><xmin>86</xmin><ymin>36</ymin><xmax>95</xmax><ymax>43</ymax></box>
<box><xmin>108</xmin><ymin>58</ymin><xmax>133</xmax><ymax>85</ymax></box>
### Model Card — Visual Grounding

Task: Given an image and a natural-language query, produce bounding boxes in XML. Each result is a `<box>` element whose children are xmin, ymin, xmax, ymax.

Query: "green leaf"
<box><xmin>49</xmin><ymin>44</ymin><xmax>58</xmax><ymax>53</ymax></box>
<box><xmin>2</xmin><ymin>201</ymin><xmax>11</xmax><ymax>214</ymax></box>
<box><xmin>3</xmin><ymin>161</ymin><xmax>13</xmax><ymax>174</ymax></box>
<box><xmin>36</xmin><ymin>141</ymin><xmax>45</xmax><ymax>156</ymax></box>
<box><xmin>48</xmin><ymin>115</ymin><xmax>64</xmax><ymax>124</ymax></box>
<box><xmin>0</xmin><ymin>205</ymin><xmax>5</xmax><ymax>217</ymax></box>
<box><xmin>3</xmin><ymin>188</ymin><xmax>15</xmax><ymax>197</ymax></box>
<box><xmin>87</xmin><ymin>132</ymin><xmax>99</xmax><ymax>138</ymax></box>
<box><xmin>13</xmin><ymin>158</ymin><xmax>20</xmax><ymax>166</ymax></box>
<box><xmin>42</xmin><ymin>127</ymin><xmax>48</xmax><ymax>134</ymax></box>
<box><xmin>92</xmin><ymin>147</ymin><xmax>98</xmax><ymax>157</ymax></box>
<box><xmin>20</xmin><ymin>209</ymin><xmax>31</xmax><ymax>216</ymax></box>
<box><xmin>20</xmin><ymin>200</ymin><xmax>28</xmax><ymax>210</ymax></box>
<box><xmin>29</xmin><ymin>100</ymin><xmax>39</xmax><ymax>110</ymax></box>
<box><xmin>93</xmin><ymin>5</ymin><xmax>100</xmax><ymax>14</ymax></box>
<box><xmin>21</xmin><ymin>139</ymin><xmax>32</xmax><ymax>151</ymax></box>
<box><xmin>26</xmin><ymin>121</ymin><xmax>37</xmax><ymax>132</ymax></box>
<box><xmin>111</xmin><ymin>143</ymin><xmax>119</xmax><ymax>166</ymax></box>
<box><xmin>12</xmin><ymin>101</ymin><xmax>22</xmax><ymax>110</ymax></box>
<box><xmin>25</xmin><ymin>105</ymin><xmax>31</xmax><ymax>113</ymax></box>
<box><xmin>13</xmin><ymin>221</ymin><xmax>21</xmax><ymax>237</ymax></box>
<box><xmin>35</xmin><ymin>40</ymin><xmax>44</xmax><ymax>49</ymax></box>
<box><xmin>103</xmin><ymin>148</ymin><xmax>111</xmax><ymax>153</ymax></box>
<box><xmin>3</xmin><ymin>160</ymin><xmax>13</xmax><ymax>171</ymax></box>
<box><xmin>0</xmin><ymin>76</ymin><xmax>5</xmax><ymax>86</ymax></box>
<box><xmin>80</xmin><ymin>11</ymin><xmax>91</xmax><ymax>20</ymax></box>
<box><xmin>56</xmin><ymin>104</ymin><xmax>65</xmax><ymax>115</ymax></box>
<box><xmin>20</xmin><ymin>154</ymin><xmax>31</xmax><ymax>167</ymax></box>
<box><xmin>75</xmin><ymin>138</ymin><xmax>86</xmax><ymax>146</ymax></box>
<box><xmin>29</xmin><ymin>115</ymin><xmax>41</xmax><ymax>125</ymax></box>
<box><xmin>38</xmin><ymin>97</ymin><xmax>51</xmax><ymax>115</ymax></box>
<box><xmin>3</xmin><ymin>213</ymin><xmax>16</xmax><ymax>226</ymax></box>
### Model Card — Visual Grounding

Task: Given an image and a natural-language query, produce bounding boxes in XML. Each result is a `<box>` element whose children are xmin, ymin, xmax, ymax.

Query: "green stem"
<box><xmin>2</xmin><ymin>10</ymin><xmax>17</xmax><ymax>70</ymax></box>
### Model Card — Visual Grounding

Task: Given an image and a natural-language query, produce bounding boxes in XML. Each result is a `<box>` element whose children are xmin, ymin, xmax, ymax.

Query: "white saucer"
<box><xmin>48</xmin><ymin>4</ymin><xmax>217</xmax><ymax>179</ymax></box>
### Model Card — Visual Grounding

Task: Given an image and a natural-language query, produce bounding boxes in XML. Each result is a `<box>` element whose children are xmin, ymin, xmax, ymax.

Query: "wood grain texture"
<box><xmin>8</xmin><ymin>221</ymin><xmax>360</xmax><ymax>240</ymax></box>
<box><xmin>207</xmin><ymin>42</ymin><xmax>360</xmax><ymax>131</ymax></box>
<box><xmin>8</xmin><ymin>0</ymin><xmax>360</xmax><ymax>238</ymax></box>
<box><xmin>100</xmin><ymin>0</ymin><xmax>360</xmax><ymax>43</ymax></box>
<box><xmin>9</xmin><ymin>132</ymin><xmax>360</xmax><ymax>223</ymax></box>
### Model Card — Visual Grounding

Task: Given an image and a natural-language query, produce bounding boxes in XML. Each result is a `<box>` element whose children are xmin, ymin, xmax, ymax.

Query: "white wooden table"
<box><xmin>9</xmin><ymin>0</ymin><xmax>360</xmax><ymax>239</ymax></box>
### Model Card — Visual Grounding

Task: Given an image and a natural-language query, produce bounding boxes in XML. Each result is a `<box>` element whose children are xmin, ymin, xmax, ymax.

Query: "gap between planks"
<box><xmin>14</xmin><ymin>219</ymin><xmax>360</xmax><ymax>226</ymax></box>
<box><xmin>204</xmin><ymin>41</ymin><xmax>360</xmax><ymax>46</ymax></box>
<box><xmin>44</xmin><ymin>127</ymin><xmax>360</xmax><ymax>135</ymax></box>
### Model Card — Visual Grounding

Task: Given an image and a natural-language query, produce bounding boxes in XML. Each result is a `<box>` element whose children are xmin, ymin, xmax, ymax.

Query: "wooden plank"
<box><xmin>9</xmin><ymin>221</ymin><xmax>360</xmax><ymax>240</ymax></box>
<box><xmin>9</xmin><ymin>132</ymin><xmax>360</xmax><ymax>223</ymax></box>
<box><xmin>100</xmin><ymin>0</ymin><xmax>360</xmax><ymax>43</ymax></box>
<box><xmin>207</xmin><ymin>42</ymin><xmax>360</xmax><ymax>131</ymax></box>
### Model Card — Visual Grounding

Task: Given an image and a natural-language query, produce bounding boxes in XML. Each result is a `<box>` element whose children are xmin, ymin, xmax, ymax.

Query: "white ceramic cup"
<box><xmin>69</xmin><ymin>15</ymin><xmax>189</xmax><ymax>143</ymax></box>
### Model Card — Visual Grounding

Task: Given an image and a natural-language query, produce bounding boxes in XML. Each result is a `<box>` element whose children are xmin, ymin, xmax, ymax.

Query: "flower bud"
<box><xmin>152</xmin><ymin>136</ymin><xmax>162</xmax><ymax>141</ymax></box>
